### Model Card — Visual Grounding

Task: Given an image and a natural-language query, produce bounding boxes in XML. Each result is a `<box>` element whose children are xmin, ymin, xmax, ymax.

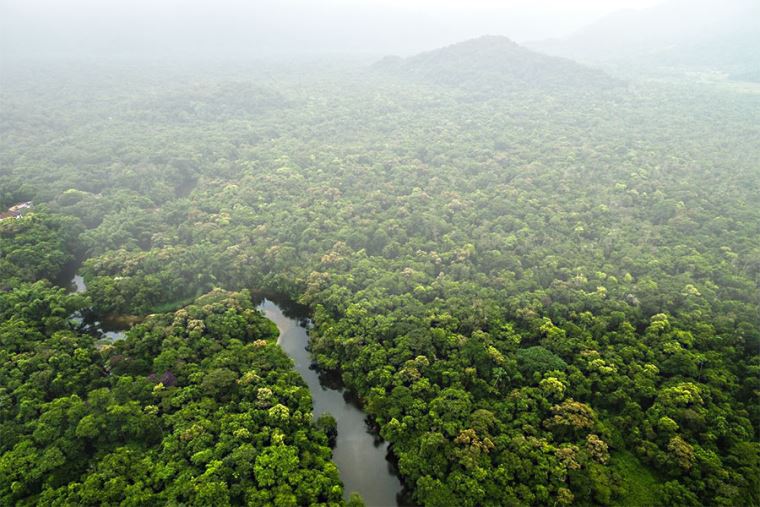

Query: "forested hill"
<box><xmin>373</xmin><ymin>36</ymin><xmax>621</xmax><ymax>92</ymax></box>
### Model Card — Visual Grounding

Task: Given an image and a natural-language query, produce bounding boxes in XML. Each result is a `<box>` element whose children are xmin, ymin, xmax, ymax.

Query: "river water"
<box><xmin>69</xmin><ymin>272</ymin><xmax>404</xmax><ymax>504</ymax></box>
<box><xmin>258</xmin><ymin>299</ymin><xmax>405</xmax><ymax>507</ymax></box>
<box><xmin>70</xmin><ymin>274</ymin><xmax>127</xmax><ymax>342</ymax></box>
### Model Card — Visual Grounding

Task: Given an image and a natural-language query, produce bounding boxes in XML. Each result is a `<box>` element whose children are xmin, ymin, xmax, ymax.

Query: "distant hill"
<box><xmin>529</xmin><ymin>0</ymin><xmax>760</xmax><ymax>82</ymax></box>
<box><xmin>373</xmin><ymin>36</ymin><xmax>622</xmax><ymax>93</ymax></box>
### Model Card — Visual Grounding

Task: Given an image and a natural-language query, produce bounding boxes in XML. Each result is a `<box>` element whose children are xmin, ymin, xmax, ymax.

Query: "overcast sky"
<box><xmin>1</xmin><ymin>0</ymin><xmax>664</xmax><ymax>59</ymax></box>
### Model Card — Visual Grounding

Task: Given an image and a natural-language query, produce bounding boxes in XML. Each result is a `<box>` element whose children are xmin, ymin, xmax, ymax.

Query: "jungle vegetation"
<box><xmin>1</xmin><ymin>36</ymin><xmax>759</xmax><ymax>506</ymax></box>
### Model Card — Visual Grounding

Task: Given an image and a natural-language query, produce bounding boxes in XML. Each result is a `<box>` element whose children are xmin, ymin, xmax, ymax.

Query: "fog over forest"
<box><xmin>3</xmin><ymin>0</ymin><xmax>662</xmax><ymax>58</ymax></box>
<box><xmin>1</xmin><ymin>1</ymin><xmax>758</xmax><ymax>506</ymax></box>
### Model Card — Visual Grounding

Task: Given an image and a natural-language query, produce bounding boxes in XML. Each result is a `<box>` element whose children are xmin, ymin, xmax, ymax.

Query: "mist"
<box><xmin>2</xmin><ymin>1</ymin><xmax>759</xmax><ymax>506</ymax></box>
<box><xmin>2</xmin><ymin>0</ymin><xmax>662</xmax><ymax>61</ymax></box>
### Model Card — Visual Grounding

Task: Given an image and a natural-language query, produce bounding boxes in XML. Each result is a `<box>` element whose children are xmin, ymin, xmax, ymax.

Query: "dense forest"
<box><xmin>0</xmin><ymin>214</ymin><xmax>346</xmax><ymax>505</ymax></box>
<box><xmin>1</xmin><ymin>33</ymin><xmax>759</xmax><ymax>506</ymax></box>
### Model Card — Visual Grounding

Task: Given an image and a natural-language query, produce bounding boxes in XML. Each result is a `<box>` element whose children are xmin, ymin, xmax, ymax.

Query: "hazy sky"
<box><xmin>1</xmin><ymin>0</ymin><xmax>665</xmax><ymax>59</ymax></box>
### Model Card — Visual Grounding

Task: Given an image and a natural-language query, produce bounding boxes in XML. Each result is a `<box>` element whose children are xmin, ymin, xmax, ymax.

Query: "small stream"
<box><xmin>258</xmin><ymin>299</ymin><xmax>405</xmax><ymax>507</ymax></box>
<box><xmin>70</xmin><ymin>274</ymin><xmax>128</xmax><ymax>342</ymax></box>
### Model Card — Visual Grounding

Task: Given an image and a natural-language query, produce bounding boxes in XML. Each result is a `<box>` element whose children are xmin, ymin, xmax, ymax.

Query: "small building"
<box><xmin>0</xmin><ymin>201</ymin><xmax>33</xmax><ymax>221</ymax></box>
<box><xmin>8</xmin><ymin>201</ymin><xmax>32</xmax><ymax>213</ymax></box>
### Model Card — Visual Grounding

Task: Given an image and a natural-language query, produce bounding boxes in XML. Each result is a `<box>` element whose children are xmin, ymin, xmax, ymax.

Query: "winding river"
<box><xmin>258</xmin><ymin>299</ymin><xmax>405</xmax><ymax>507</ymax></box>
<box><xmin>69</xmin><ymin>270</ymin><xmax>404</xmax><ymax>505</ymax></box>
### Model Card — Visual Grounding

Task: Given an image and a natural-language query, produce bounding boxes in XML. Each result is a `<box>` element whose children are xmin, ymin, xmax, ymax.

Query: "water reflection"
<box><xmin>69</xmin><ymin>274</ymin><xmax>128</xmax><ymax>342</ymax></box>
<box><xmin>258</xmin><ymin>299</ymin><xmax>406</xmax><ymax>507</ymax></box>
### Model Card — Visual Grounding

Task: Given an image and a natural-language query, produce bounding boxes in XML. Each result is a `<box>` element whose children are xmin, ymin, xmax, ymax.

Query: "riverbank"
<box><xmin>258</xmin><ymin>299</ymin><xmax>407</xmax><ymax>507</ymax></box>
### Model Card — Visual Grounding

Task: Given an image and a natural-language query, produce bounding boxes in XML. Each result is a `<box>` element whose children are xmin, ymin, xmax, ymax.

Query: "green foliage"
<box><xmin>0</xmin><ymin>212</ymin><xmax>81</xmax><ymax>288</ymax></box>
<box><xmin>609</xmin><ymin>450</ymin><xmax>659</xmax><ymax>506</ymax></box>
<box><xmin>1</xmin><ymin>59</ymin><xmax>759</xmax><ymax>506</ymax></box>
<box><xmin>517</xmin><ymin>346</ymin><xmax>568</xmax><ymax>378</ymax></box>
<box><xmin>0</xmin><ymin>273</ymin><xmax>342</xmax><ymax>505</ymax></box>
